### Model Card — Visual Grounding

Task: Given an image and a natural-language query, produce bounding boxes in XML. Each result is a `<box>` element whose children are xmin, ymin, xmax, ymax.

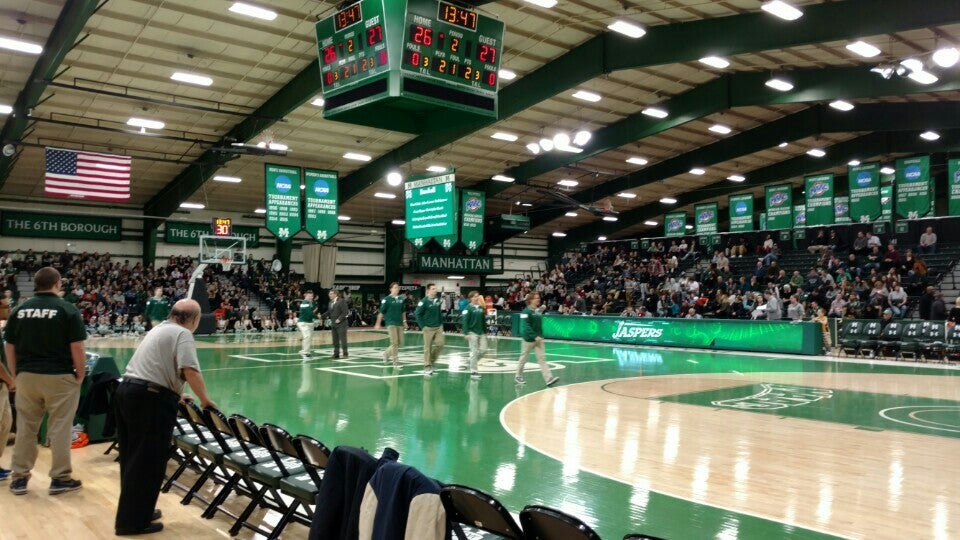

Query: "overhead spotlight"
<box><xmin>597</xmin><ymin>236</ymin><xmax>607</xmax><ymax>241</ymax></box>
<box><xmin>932</xmin><ymin>46</ymin><xmax>960</xmax><ymax>68</ymax></box>
<box><xmin>525</xmin><ymin>142</ymin><xmax>541</xmax><ymax>154</ymax></box>
<box><xmin>539</xmin><ymin>138</ymin><xmax>554</xmax><ymax>152</ymax></box>
<box><xmin>765</xmin><ymin>77</ymin><xmax>794</xmax><ymax>92</ymax></box>
<box><xmin>830</xmin><ymin>100</ymin><xmax>855</xmax><ymax>111</ymax></box>
<box><xmin>908</xmin><ymin>71</ymin><xmax>938</xmax><ymax>85</ymax></box>
<box><xmin>807</xmin><ymin>148</ymin><xmax>826</xmax><ymax>157</ymax></box>
<box><xmin>870</xmin><ymin>65</ymin><xmax>896</xmax><ymax>79</ymax></box>
<box><xmin>920</xmin><ymin>131</ymin><xmax>940</xmax><ymax>141</ymax></box>
<box><xmin>848</xmin><ymin>160</ymin><xmax>861</xmax><ymax>167</ymax></box>
<box><xmin>573</xmin><ymin>130</ymin><xmax>592</xmax><ymax>146</ymax></box>
<box><xmin>900</xmin><ymin>58</ymin><xmax>924</xmax><ymax>73</ymax></box>
<box><xmin>553</xmin><ymin>132</ymin><xmax>571</xmax><ymax>147</ymax></box>
<box><xmin>642</xmin><ymin>107</ymin><xmax>669</xmax><ymax>119</ymax></box>
<box><xmin>880</xmin><ymin>166</ymin><xmax>895</xmax><ymax>175</ymax></box>
<box><xmin>761</xmin><ymin>0</ymin><xmax>803</xmax><ymax>21</ymax></box>
<box><xmin>386</xmin><ymin>171</ymin><xmax>403</xmax><ymax>186</ymax></box>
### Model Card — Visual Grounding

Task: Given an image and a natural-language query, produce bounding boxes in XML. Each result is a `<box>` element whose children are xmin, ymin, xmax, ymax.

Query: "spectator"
<box><xmin>919</xmin><ymin>286</ymin><xmax>935</xmax><ymax>320</ymax></box>
<box><xmin>684</xmin><ymin>307</ymin><xmax>701</xmax><ymax>319</ymax></box>
<box><xmin>918</xmin><ymin>226</ymin><xmax>937</xmax><ymax>254</ymax></box>
<box><xmin>866</xmin><ymin>231</ymin><xmax>882</xmax><ymax>251</ymax></box>
<box><xmin>765</xmin><ymin>289</ymin><xmax>782</xmax><ymax>321</ymax></box>
<box><xmin>882</xmin><ymin>244</ymin><xmax>900</xmax><ymax>271</ymax></box>
<box><xmin>863</xmin><ymin>246</ymin><xmax>882</xmax><ymax>272</ymax></box>
<box><xmin>931</xmin><ymin>292</ymin><xmax>947</xmax><ymax>321</ymax></box>
<box><xmin>851</xmin><ymin>231</ymin><xmax>869</xmax><ymax>256</ymax></box>
<box><xmin>786</xmin><ymin>295</ymin><xmax>804</xmax><ymax>321</ymax></box>
<box><xmin>887</xmin><ymin>283</ymin><xmax>907</xmax><ymax>318</ymax></box>
<box><xmin>949</xmin><ymin>297</ymin><xmax>960</xmax><ymax>325</ymax></box>
<box><xmin>828</xmin><ymin>294</ymin><xmax>847</xmax><ymax>318</ymax></box>
<box><xmin>760</xmin><ymin>234</ymin><xmax>775</xmax><ymax>254</ymax></box>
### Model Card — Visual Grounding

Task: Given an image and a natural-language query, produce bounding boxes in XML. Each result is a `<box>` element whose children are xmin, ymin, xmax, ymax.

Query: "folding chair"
<box><xmin>180</xmin><ymin>406</ymin><xmax>245</xmax><ymax>506</ymax></box>
<box><xmin>201</xmin><ymin>414</ymin><xmax>272</xmax><ymax>521</ymax></box>
<box><xmin>267</xmin><ymin>435</ymin><xmax>332</xmax><ymax>539</ymax></box>
<box><xmin>161</xmin><ymin>400</ymin><xmax>211</xmax><ymax>494</ymax></box>
<box><xmin>836</xmin><ymin>320</ymin><xmax>863</xmax><ymax>357</ymax></box>
<box><xmin>856</xmin><ymin>321</ymin><xmax>882</xmax><ymax>358</ymax></box>
<box><xmin>519</xmin><ymin>505</ymin><xmax>601</xmax><ymax>540</ymax></box>
<box><xmin>877</xmin><ymin>322</ymin><xmax>903</xmax><ymax>360</ymax></box>
<box><xmin>440</xmin><ymin>484</ymin><xmax>524</xmax><ymax>540</ymax></box>
<box><xmin>920</xmin><ymin>322</ymin><xmax>946</xmax><ymax>361</ymax></box>
<box><xmin>945</xmin><ymin>324</ymin><xmax>960</xmax><ymax>362</ymax></box>
<box><xmin>227</xmin><ymin>423</ymin><xmax>305</xmax><ymax>537</ymax></box>
<box><xmin>899</xmin><ymin>322</ymin><xmax>923</xmax><ymax>360</ymax></box>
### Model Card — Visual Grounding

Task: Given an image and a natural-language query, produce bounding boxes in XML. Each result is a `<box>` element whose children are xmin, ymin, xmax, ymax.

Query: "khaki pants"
<box><xmin>466</xmin><ymin>333</ymin><xmax>488</xmax><ymax>373</ymax></box>
<box><xmin>12</xmin><ymin>372</ymin><xmax>81</xmax><ymax>481</ymax></box>
<box><xmin>516</xmin><ymin>340</ymin><xmax>554</xmax><ymax>383</ymax></box>
<box><xmin>421</xmin><ymin>326</ymin><xmax>445</xmax><ymax>368</ymax></box>
<box><xmin>0</xmin><ymin>384</ymin><xmax>11</xmax><ymax>462</ymax></box>
<box><xmin>384</xmin><ymin>325</ymin><xmax>404</xmax><ymax>364</ymax></box>
<box><xmin>297</xmin><ymin>321</ymin><xmax>314</xmax><ymax>354</ymax></box>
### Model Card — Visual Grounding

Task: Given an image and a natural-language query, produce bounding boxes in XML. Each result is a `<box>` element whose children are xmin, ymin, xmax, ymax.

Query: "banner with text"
<box><xmin>664</xmin><ymin>212</ymin><xmax>686</xmax><ymax>237</ymax></box>
<box><xmin>434</xmin><ymin>188</ymin><xmax>459</xmax><ymax>251</ymax></box>
<box><xmin>728</xmin><ymin>194</ymin><xmax>753</xmax><ymax>233</ymax></box>
<box><xmin>694</xmin><ymin>203</ymin><xmax>718</xmax><ymax>235</ymax></box>
<box><xmin>304</xmin><ymin>168</ymin><xmax>339</xmax><ymax>243</ymax></box>
<box><xmin>265</xmin><ymin>164</ymin><xmax>302</xmax><ymax>241</ymax></box>
<box><xmin>792</xmin><ymin>204</ymin><xmax>806</xmax><ymax>229</ymax></box>
<box><xmin>417</xmin><ymin>254</ymin><xmax>493</xmax><ymax>274</ymax></box>
<box><xmin>895</xmin><ymin>155</ymin><xmax>931</xmax><ymax>219</ymax></box>
<box><xmin>804</xmin><ymin>174</ymin><xmax>834</xmax><ymax>226</ymax></box>
<box><xmin>950</xmin><ymin>159</ymin><xmax>960</xmax><ymax>216</ymax></box>
<box><xmin>460</xmin><ymin>190</ymin><xmax>485</xmax><ymax>252</ymax></box>
<box><xmin>405</xmin><ymin>172</ymin><xmax>456</xmax><ymax>248</ymax></box>
<box><xmin>880</xmin><ymin>185</ymin><xmax>893</xmax><ymax>221</ymax></box>
<box><xmin>848</xmin><ymin>162</ymin><xmax>881</xmax><ymax>223</ymax></box>
<box><xmin>765</xmin><ymin>184</ymin><xmax>792</xmax><ymax>230</ymax></box>
<box><xmin>165</xmin><ymin>222</ymin><xmax>260</xmax><ymax>247</ymax></box>
<box><xmin>0</xmin><ymin>211</ymin><xmax>121</xmax><ymax>241</ymax></box>
<box><xmin>834</xmin><ymin>196</ymin><xmax>851</xmax><ymax>224</ymax></box>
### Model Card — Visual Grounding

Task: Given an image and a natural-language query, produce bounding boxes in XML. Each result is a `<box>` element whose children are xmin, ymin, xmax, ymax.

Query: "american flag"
<box><xmin>45</xmin><ymin>147</ymin><xmax>131</xmax><ymax>202</ymax></box>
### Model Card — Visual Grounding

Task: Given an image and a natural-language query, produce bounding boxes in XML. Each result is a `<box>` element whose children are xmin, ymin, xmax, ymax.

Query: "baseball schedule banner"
<box><xmin>694</xmin><ymin>203</ymin><xmax>718</xmax><ymax>235</ymax></box>
<box><xmin>728</xmin><ymin>194</ymin><xmax>753</xmax><ymax>233</ymax></box>
<box><xmin>895</xmin><ymin>155</ymin><xmax>931</xmax><ymax>219</ymax></box>
<box><xmin>848</xmin><ymin>162</ymin><xmax>881</xmax><ymax>223</ymax></box>
<box><xmin>765</xmin><ymin>184</ymin><xmax>792</xmax><ymax>230</ymax></box>
<box><xmin>405</xmin><ymin>172</ymin><xmax>456</xmax><ymax>248</ymax></box>
<box><xmin>434</xmin><ymin>189</ymin><xmax>459</xmax><ymax>252</ymax></box>
<box><xmin>304</xmin><ymin>168</ymin><xmax>338</xmax><ymax>243</ymax></box>
<box><xmin>834</xmin><ymin>196</ymin><xmax>852</xmax><ymax>224</ymax></box>
<box><xmin>804</xmin><ymin>174</ymin><xmax>834</xmax><ymax>226</ymax></box>
<box><xmin>950</xmin><ymin>159</ymin><xmax>960</xmax><ymax>216</ymax></box>
<box><xmin>265</xmin><ymin>163</ymin><xmax>302</xmax><ymax>241</ymax></box>
<box><xmin>460</xmin><ymin>189</ymin><xmax>485</xmax><ymax>252</ymax></box>
<box><xmin>664</xmin><ymin>212</ymin><xmax>686</xmax><ymax>237</ymax></box>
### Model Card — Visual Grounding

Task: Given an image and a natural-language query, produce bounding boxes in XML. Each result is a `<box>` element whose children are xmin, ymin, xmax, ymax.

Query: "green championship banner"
<box><xmin>541</xmin><ymin>315</ymin><xmax>823</xmax><ymax>355</ymax></box>
<box><xmin>880</xmin><ymin>185</ymin><xmax>893</xmax><ymax>221</ymax></box>
<box><xmin>460</xmin><ymin>190</ymin><xmax>485</xmax><ymax>252</ymax></box>
<box><xmin>834</xmin><ymin>196</ymin><xmax>852</xmax><ymax>224</ymax></box>
<box><xmin>848</xmin><ymin>162</ymin><xmax>880</xmax><ymax>223</ymax></box>
<box><xmin>0</xmin><ymin>211</ymin><xmax>121</xmax><ymax>241</ymax></box>
<box><xmin>950</xmin><ymin>159</ymin><xmax>960</xmax><ymax>216</ymax></box>
<box><xmin>434</xmin><ymin>188</ymin><xmax>459</xmax><ymax>251</ymax></box>
<box><xmin>265</xmin><ymin>163</ymin><xmax>302</xmax><ymax>241</ymax></box>
<box><xmin>304</xmin><ymin>168</ymin><xmax>339</xmax><ymax>243</ymax></box>
<box><xmin>765</xmin><ymin>184</ymin><xmax>792</xmax><ymax>230</ymax></box>
<box><xmin>694</xmin><ymin>203</ymin><xmax>718</xmax><ymax>235</ymax></box>
<box><xmin>728</xmin><ymin>194</ymin><xmax>753</xmax><ymax>232</ymax></box>
<box><xmin>792</xmin><ymin>204</ymin><xmax>806</xmax><ymax>229</ymax></box>
<box><xmin>804</xmin><ymin>174</ymin><xmax>834</xmax><ymax>226</ymax></box>
<box><xmin>664</xmin><ymin>212</ymin><xmax>686</xmax><ymax>237</ymax></box>
<box><xmin>165</xmin><ymin>222</ymin><xmax>260</xmax><ymax>247</ymax></box>
<box><xmin>405</xmin><ymin>172</ymin><xmax>456</xmax><ymax>248</ymax></box>
<box><xmin>417</xmin><ymin>254</ymin><xmax>493</xmax><ymax>274</ymax></box>
<box><xmin>895</xmin><ymin>155</ymin><xmax>931</xmax><ymax>219</ymax></box>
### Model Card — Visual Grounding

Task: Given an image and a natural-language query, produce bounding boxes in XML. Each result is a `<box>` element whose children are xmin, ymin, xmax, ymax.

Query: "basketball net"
<box><xmin>220</xmin><ymin>257</ymin><xmax>231</xmax><ymax>272</ymax></box>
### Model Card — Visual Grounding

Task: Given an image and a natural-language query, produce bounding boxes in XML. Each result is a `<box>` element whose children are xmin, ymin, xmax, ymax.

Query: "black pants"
<box><xmin>331</xmin><ymin>324</ymin><xmax>348</xmax><ymax>356</ymax></box>
<box><xmin>114</xmin><ymin>383</ymin><xmax>178</xmax><ymax>531</ymax></box>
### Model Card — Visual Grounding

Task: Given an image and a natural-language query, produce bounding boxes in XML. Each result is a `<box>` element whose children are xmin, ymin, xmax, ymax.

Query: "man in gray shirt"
<box><xmin>114</xmin><ymin>299</ymin><xmax>215</xmax><ymax>536</ymax></box>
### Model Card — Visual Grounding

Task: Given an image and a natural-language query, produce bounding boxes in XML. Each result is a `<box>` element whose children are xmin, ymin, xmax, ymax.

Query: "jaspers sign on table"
<box><xmin>417</xmin><ymin>254</ymin><xmax>494</xmax><ymax>274</ymax></box>
<box><xmin>1</xmin><ymin>211</ymin><xmax>121</xmax><ymax>241</ymax></box>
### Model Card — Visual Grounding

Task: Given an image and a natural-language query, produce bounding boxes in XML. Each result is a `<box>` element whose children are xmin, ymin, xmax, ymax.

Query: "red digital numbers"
<box><xmin>408</xmin><ymin>51</ymin><xmax>421</xmax><ymax>67</ymax></box>
<box><xmin>323</xmin><ymin>45</ymin><xmax>337</xmax><ymax>65</ymax></box>
<box><xmin>325</xmin><ymin>71</ymin><xmax>334</xmax><ymax>86</ymax></box>
<box><xmin>486</xmin><ymin>71</ymin><xmax>497</xmax><ymax>87</ymax></box>
<box><xmin>411</xmin><ymin>25</ymin><xmax>433</xmax><ymax>46</ymax></box>
<box><xmin>379</xmin><ymin>50</ymin><xmax>388</xmax><ymax>67</ymax></box>
<box><xmin>478</xmin><ymin>44</ymin><xmax>497</xmax><ymax>64</ymax></box>
<box><xmin>367</xmin><ymin>25</ymin><xmax>383</xmax><ymax>46</ymax></box>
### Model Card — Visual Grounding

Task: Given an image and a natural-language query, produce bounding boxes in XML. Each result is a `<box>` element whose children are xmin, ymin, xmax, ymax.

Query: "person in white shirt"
<box><xmin>866</xmin><ymin>232</ymin><xmax>882</xmax><ymax>250</ymax></box>
<box><xmin>918</xmin><ymin>227</ymin><xmax>937</xmax><ymax>254</ymax></box>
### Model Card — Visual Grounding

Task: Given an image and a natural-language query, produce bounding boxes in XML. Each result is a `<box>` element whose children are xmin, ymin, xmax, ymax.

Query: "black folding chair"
<box><xmin>180</xmin><ymin>404</ymin><xmax>244</xmax><ymax>506</ymax></box>
<box><xmin>161</xmin><ymin>400</ymin><xmax>211</xmax><ymax>494</ymax></box>
<box><xmin>519</xmin><ymin>505</ymin><xmax>601</xmax><ymax>540</ymax></box>
<box><xmin>268</xmin><ymin>435</ymin><xmax>332</xmax><ymax>539</ymax></box>
<box><xmin>201</xmin><ymin>414</ymin><xmax>272</xmax><ymax>521</ymax></box>
<box><xmin>440</xmin><ymin>484</ymin><xmax>524</xmax><ymax>540</ymax></box>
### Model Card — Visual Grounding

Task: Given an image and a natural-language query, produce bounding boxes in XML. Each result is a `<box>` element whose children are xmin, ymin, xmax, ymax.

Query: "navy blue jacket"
<box><xmin>309</xmin><ymin>446</ymin><xmax>399</xmax><ymax>540</ymax></box>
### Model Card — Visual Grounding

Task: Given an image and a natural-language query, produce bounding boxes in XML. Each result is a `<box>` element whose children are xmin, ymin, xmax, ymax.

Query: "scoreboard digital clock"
<box><xmin>212</xmin><ymin>217</ymin><xmax>233</xmax><ymax>237</ymax></box>
<box><xmin>316</xmin><ymin>0</ymin><xmax>505</xmax><ymax>133</ymax></box>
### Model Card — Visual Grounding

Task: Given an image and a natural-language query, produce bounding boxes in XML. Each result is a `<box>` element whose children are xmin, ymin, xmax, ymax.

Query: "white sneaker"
<box><xmin>300</xmin><ymin>351</ymin><xmax>310</xmax><ymax>357</ymax></box>
<box><xmin>424</xmin><ymin>368</ymin><xmax>435</xmax><ymax>377</ymax></box>
<box><xmin>470</xmin><ymin>372</ymin><xmax>481</xmax><ymax>380</ymax></box>
<box><xmin>514</xmin><ymin>375</ymin><xmax>525</xmax><ymax>385</ymax></box>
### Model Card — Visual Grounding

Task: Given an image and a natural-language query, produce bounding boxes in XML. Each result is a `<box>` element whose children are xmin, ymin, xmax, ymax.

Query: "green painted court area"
<box><xmin>87</xmin><ymin>332</ymin><xmax>960</xmax><ymax>539</ymax></box>
<box><xmin>657</xmin><ymin>383</ymin><xmax>960</xmax><ymax>439</ymax></box>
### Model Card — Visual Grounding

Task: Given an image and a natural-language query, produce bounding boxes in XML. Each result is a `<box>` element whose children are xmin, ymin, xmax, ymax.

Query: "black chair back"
<box><xmin>519</xmin><ymin>505</ymin><xmax>601</xmax><ymax>540</ymax></box>
<box><xmin>881</xmin><ymin>322</ymin><xmax>902</xmax><ymax>339</ymax></box>
<box><xmin>840</xmin><ymin>320</ymin><xmax>862</xmax><ymax>339</ymax></box>
<box><xmin>178</xmin><ymin>400</ymin><xmax>209</xmax><ymax>443</ymax></box>
<box><xmin>862</xmin><ymin>321</ymin><xmax>882</xmax><ymax>338</ymax></box>
<box><xmin>293</xmin><ymin>435</ymin><xmax>331</xmax><ymax>486</ymax></box>
<box><xmin>259</xmin><ymin>423</ymin><xmax>298</xmax><ymax>475</ymax></box>
<box><xmin>203</xmin><ymin>407</ymin><xmax>237</xmax><ymax>453</ymax></box>
<box><xmin>440</xmin><ymin>484</ymin><xmax>524</xmax><ymax>539</ymax></box>
<box><xmin>949</xmin><ymin>324</ymin><xmax>960</xmax><ymax>343</ymax></box>
<box><xmin>228</xmin><ymin>414</ymin><xmax>264</xmax><ymax>464</ymax></box>
<box><xmin>903</xmin><ymin>322</ymin><xmax>923</xmax><ymax>340</ymax></box>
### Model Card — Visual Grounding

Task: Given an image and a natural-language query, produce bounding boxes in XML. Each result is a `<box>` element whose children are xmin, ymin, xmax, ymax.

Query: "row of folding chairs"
<box><xmin>443</xmin><ymin>483</ymin><xmax>664</xmax><ymax>540</ymax></box>
<box><xmin>837</xmin><ymin>320</ymin><xmax>960</xmax><ymax>361</ymax></box>
<box><xmin>163</xmin><ymin>399</ymin><xmax>330</xmax><ymax>539</ymax></box>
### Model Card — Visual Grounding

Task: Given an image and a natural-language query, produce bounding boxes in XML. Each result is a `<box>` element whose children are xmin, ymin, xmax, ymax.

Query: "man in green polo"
<box><xmin>374</xmin><ymin>283</ymin><xmax>406</xmax><ymax>367</ymax></box>
<box><xmin>515</xmin><ymin>292</ymin><xmax>559</xmax><ymax>387</ymax></box>
<box><xmin>4</xmin><ymin>267</ymin><xmax>87</xmax><ymax>496</ymax></box>
<box><xmin>415</xmin><ymin>283</ymin><xmax>445</xmax><ymax>377</ymax></box>
<box><xmin>143</xmin><ymin>287</ymin><xmax>168</xmax><ymax>331</ymax></box>
<box><xmin>297</xmin><ymin>291</ymin><xmax>318</xmax><ymax>357</ymax></box>
<box><xmin>461</xmin><ymin>291</ymin><xmax>487</xmax><ymax>381</ymax></box>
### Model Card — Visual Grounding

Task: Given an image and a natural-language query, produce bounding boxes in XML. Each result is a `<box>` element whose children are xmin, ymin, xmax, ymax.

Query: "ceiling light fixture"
<box><xmin>492</xmin><ymin>174</ymin><xmax>515</xmax><ymax>183</ymax></box>
<box><xmin>565</xmin><ymin>212</ymin><xmax>578</xmax><ymax>217</ymax></box>
<box><xmin>608</xmin><ymin>20</ymin><xmax>646</xmax><ymax>38</ymax></box>
<box><xmin>228</xmin><ymin>2</ymin><xmax>277</xmax><ymax>20</ymax></box>
<box><xmin>426</xmin><ymin>165</ymin><xmax>447</xmax><ymax>173</ymax></box>
<box><xmin>880</xmin><ymin>166</ymin><xmax>895</xmax><ymax>175</ymax></box>
<box><xmin>447</xmin><ymin>276</ymin><xmax>465</xmax><ymax>280</ymax></box>
<box><xmin>374</xmin><ymin>192</ymin><xmax>397</xmax><ymax>199</ymax></box>
<box><xmin>386</xmin><ymin>171</ymin><xmax>403</xmax><ymax>186</ymax></box>
<box><xmin>254</xmin><ymin>208</ymin><xmax>266</xmax><ymax>214</ymax></box>
<box><xmin>391</xmin><ymin>219</ymin><xmax>406</xmax><ymax>225</ymax></box>
<box><xmin>727</xmin><ymin>174</ymin><xmax>746</xmax><ymax>182</ymax></box>
<box><xmin>699</xmin><ymin>56</ymin><xmax>730</xmax><ymax>69</ymax></box>
<box><xmin>338</xmin><ymin>215</ymin><xmax>351</xmax><ymax>221</ymax></box>
<box><xmin>521</xmin><ymin>203</ymin><xmax>533</xmax><ymax>207</ymax></box>
<box><xmin>171</xmin><ymin>72</ymin><xmax>213</xmax><ymax>86</ymax></box>
<box><xmin>778</xmin><ymin>142</ymin><xmax>789</xmax><ymax>148</ymax></box>
<box><xmin>213</xmin><ymin>176</ymin><xmax>242</xmax><ymax>183</ymax></box>
<box><xmin>127</xmin><ymin>117</ymin><xmax>165</xmax><ymax>130</ymax></box>
<box><xmin>920</xmin><ymin>131</ymin><xmax>940</xmax><ymax>141</ymax></box>
<box><xmin>807</xmin><ymin>148</ymin><xmax>826</xmax><ymax>157</ymax></box>
<box><xmin>525</xmin><ymin>142</ymin><xmax>541</xmax><ymax>154</ymax></box>
<box><xmin>642</xmin><ymin>107</ymin><xmax>669</xmax><ymax>119</ymax></box>
<box><xmin>709</xmin><ymin>124</ymin><xmax>732</xmax><ymax>134</ymax></box>
<box><xmin>685</xmin><ymin>225</ymin><xmax>694</xmax><ymax>230</ymax></box>
<box><xmin>899</xmin><ymin>58</ymin><xmax>924</xmax><ymax>73</ymax></box>
<box><xmin>572</xmin><ymin>90</ymin><xmax>602</xmax><ymax>102</ymax></box>
<box><xmin>690</xmin><ymin>168</ymin><xmax>706</xmax><ymax>175</ymax></box>
<box><xmin>498</xmin><ymin>69</ymin><xmax>517</xmax><ymax>80</ymax></box>
<box><xmin>761</xmin><ymin>0</ymin><xmax>803</xmax><ymax>20</ymax></box>
<box><xmin>602</xmin><ymin>216</ymin><xmax>618</xmax><ymax>222</ymax></box>
<box><xmin>491</xmin><ymin>132</ymin><xmax>519</xmax><ymax>142</ymax></box>
<box><xmin>0</xmin><ymin>105</ymin><xmax>12</xmax><ymax>115</ymax></box>
<box><xmin>523</xmin><ymin>0</ymin><xmax>558</xmax><ymax>7</ymax></box>
<box><xmin>644</xmin><ymin>221</ymin><xmax>658</xmax><ymax>226</ymax></box>
<box><xmin>848</xmin><ymin>160</ymin><xmax>861</xmax><ymax>166</ymax></box>
<box><xmin>830</xmin><ymin>100</ymin><xmax>855</xmax><ymax>111</ymax></box>
<box><xmin>557</xmin><ymin>179</ymin><xmax>579</xmax><ymax>187</ymax></box>
<box><xmin>539</xmin><ymin>138</ymin><xmax>555</xmax><ymax>152</ymax></box>
<box><xmin>553</xmin><ymin>133</ymin><xmax>571</xmax><ymax>147</ymax></box>
<box><xmin>180</xmin><ymin>202</ymin><xmax>204</xmax><ymax>209</ymax></box>
<box><xmin>846</xmin><ymin>40</ymin><xmax>881</xmax><ymax>58</ymax></box>
<box><xmin>552</xmin><ymin>232</ymin><xmax>567</xmax><ymax>237</ymax></box>
<box><xmin>932</xmin><ymin>46</ymin><xmax>960</xmax><ymax>68</ymax></box>
<box><xmin>908</xmin><ymin>70</ymin><xmax>938</xmax><ymax>85</ymax></box>
<box><xmin>765</xmin><ymin>77</ymin><xmax>794</xmax><ymax>91</ymax></box>
<box><xmin>626</xmin><ymin>157</ymin><xmax>648</xmax><ymax>166</ymax></box>
<box><xmin>0</xmin><ymin>36</ymin><xmax>42</xmax><ymax>55</ymax></box>
<box><xmin>344</xmin><ymin>152</ymin><xmax>372</xmax><ymax>161</ymax></box>
<box><xmin>573</xmin><ymin>130</ymin><xmax>592</xmax><ymax>146</ymax></box>
<box><xmin>660</xmin><ymin>197</ymin><xmax>677</xmax><ymax>204</ymax></box>
<box><xmin>617</xmin><ymin>192</ymin><xmax>637</xmax><ymax>199</ymax></box>
<box><xmin>257</xmin><ymin>141</ymin><xmax>288</xmax><ymax>151</ymax></box>
<box><xmin>598</xmin><ymin>236</ymin><xmax>607</xmax><ymax>241</ymax></box>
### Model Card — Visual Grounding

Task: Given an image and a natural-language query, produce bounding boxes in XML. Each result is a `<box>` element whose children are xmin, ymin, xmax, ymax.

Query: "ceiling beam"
<box><xmin>143</xmin><ymin>63</ymin><xmax>321</xmax><ymax>218</ymax></box>
<box><xmin>340</xmin><ymin>0</ymin><xmax>960</xmax><ymax>203</ymax></box>
<box><xmin>527</xmin><ymin>100</ymin><xmax>960</xmax><ymax>229</ymax></box>
<box><xmin>555</xmin><ymin>129</ymin><xmax>960</xmax><ymax>247</ymax></box>
<box><xmin>0</xmin><ymin>0</ymin><xmax>100</xmax><ymax>189</ymax></box>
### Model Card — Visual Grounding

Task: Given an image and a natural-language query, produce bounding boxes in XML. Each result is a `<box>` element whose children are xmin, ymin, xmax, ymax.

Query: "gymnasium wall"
<box><xmin>485</xmin><ymin>236</ymin><xmax>549</xmax><ymax>285</ymax></box>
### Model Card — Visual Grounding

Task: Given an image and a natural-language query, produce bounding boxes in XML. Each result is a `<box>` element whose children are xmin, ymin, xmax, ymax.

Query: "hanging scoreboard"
<box><xmin>316</xmin><ymin>0</ymin><xmax>505</xmax><ymax>133</ymax></box>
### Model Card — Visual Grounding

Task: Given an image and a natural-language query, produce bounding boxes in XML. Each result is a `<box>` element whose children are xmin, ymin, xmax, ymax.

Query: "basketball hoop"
<box><xmin>219</xmin><ymin>257</ymin><xmax>231</xmax><ymax>272</ymax></box>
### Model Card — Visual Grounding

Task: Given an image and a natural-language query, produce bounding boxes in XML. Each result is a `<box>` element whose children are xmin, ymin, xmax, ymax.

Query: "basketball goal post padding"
<box><xmin>191</xmin><ymin>235</ymin><xmax>247</xmax><ymax>335</ymax></box>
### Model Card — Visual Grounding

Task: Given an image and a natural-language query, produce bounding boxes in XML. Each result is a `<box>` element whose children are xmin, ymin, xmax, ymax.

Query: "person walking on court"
<box><xmin>144</xmin><ymin>287</ymin><xmax>168</xmax><ymax>331</ymax></box>
<box><xmin>324</xmin><ymin>289</ymin><xmax>349</xmax><ymax>358</ymax></box>
<box><xmin>374</xmin><ymin>283</ymin><xmax>406</xmax><ymax>367</ymax></box>
<box><xmin>515</xmin><ymin>292</ymin><xmax>559</xmax><ymax>387</ymax></box>
<box><xmin>114</xmin><ymin>299</ymin><xmax>217</xmax><ymax>536</ymax></box>
<box><xmin>461</xmin><ymin>291</ymin><xmax>487</xmax><ymax>380</ymax></box>
<box><xmin>415</xmin><ymin>283</ymin><xmax>445</xmax><ymax>377</ymax></box>
<box><xmin>0</xmin><ymin>342</ymin><xmax>14</xmax><ymax>481</ymax></box>
<box><xmin>4</xmin><ymin>267</ymin><xmax>86</xmax><ymax>496</ymax></box>
<box><xmin>297</xmin><ymin>291</ymin><xmax>318</xmax><ymax>357</ymax></box>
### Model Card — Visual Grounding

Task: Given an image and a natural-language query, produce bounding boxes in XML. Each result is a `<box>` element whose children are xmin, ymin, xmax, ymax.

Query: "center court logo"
<box><xmin>612</xmin><ymin>320</ymin><xmax>664</xmax><ymax>339</ymax></box>
<box><xmin>734</xmin><ymin>201</ymin><xmax>748</xmax><ymax>215</ymax></box>
<box><xmin>713</xmin><ymin>384</ymin><xmax>833</xmax><ymax>410</ymax></box>
<box><xmin>808</xmin><ymin>181</ymin><xmax>830</xmax><ymax>197</ymax></box>
<box><xmin>769</xmin><ymin>192</ymin><xmax>788</xmax><ymax>206</ymax></box>
<box><xmin>666</xmin><ymin>218</ymin><xmax>683</xmax><ymax>233</ymax></box>
<box><xmin>856</xmin><ymin>171</ymin><xmax>873</xmax><ymax>187</ymax></box>
<box><xmin>465</xmin><ymin>196</ymin><xmax>482</xmax><ymax>212</ymax></box>
<box><xmin>697</xmin><ymin>209</ymin><xmax>715</xmax><ymax>223</ymax></box>
<box><xmin>313</xmin><ymin>180</ymin><xmax>330</xmax><ymax>197</ymax></box>
<box><xmin>274</xmin><ymin>175</ymin><xmax>292</xmax><ymax>193</ymax></box>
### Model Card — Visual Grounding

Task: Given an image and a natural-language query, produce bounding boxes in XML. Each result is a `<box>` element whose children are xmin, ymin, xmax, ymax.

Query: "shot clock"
<box><xmin>316</xmin><ymin>0</ymin><xmax>505</xmax><ymax>133</ymax></box>
<box><xmin>212</xmin><ymin>217</ymin><xmax>233</xmax><ymax>237</ymax></box>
